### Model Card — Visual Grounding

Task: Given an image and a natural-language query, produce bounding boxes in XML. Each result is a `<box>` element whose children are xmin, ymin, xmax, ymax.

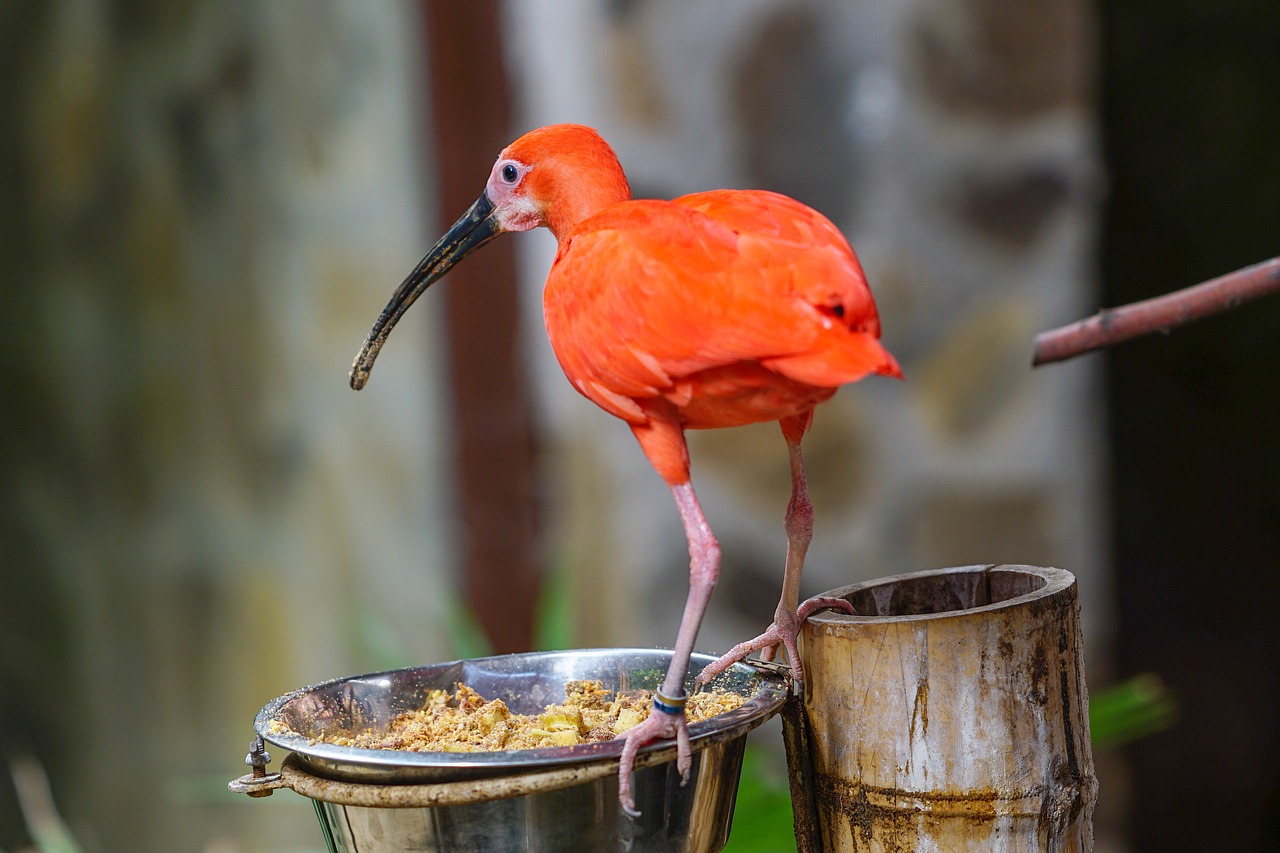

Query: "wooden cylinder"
<box><xmin>797</xmin><ymin>565</ymin><xmax>1097</xmax><ymax>852</ymax></box>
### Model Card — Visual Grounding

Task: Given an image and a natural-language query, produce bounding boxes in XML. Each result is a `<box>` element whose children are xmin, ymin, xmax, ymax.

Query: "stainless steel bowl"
<box><xmin>250</xmin><ymin>648</ymin><xmax>789</xmax><ymax>853</ymax></box>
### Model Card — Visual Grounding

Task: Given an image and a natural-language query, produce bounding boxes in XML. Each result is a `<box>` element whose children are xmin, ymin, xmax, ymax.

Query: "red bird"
<box><xmin>350</xmin><ymin>124</ymin><xmax>900</xmax><ymax>813</ymax></box>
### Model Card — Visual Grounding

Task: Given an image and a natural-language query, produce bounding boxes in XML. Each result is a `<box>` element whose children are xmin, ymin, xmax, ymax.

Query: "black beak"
<box><xmin>350</xmin><ymin>193</ymin><xmax>501</xmax><ymax>390</ymax></box>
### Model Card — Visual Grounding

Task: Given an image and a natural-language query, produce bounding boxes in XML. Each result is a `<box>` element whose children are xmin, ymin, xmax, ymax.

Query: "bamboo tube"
<box><xmin>797</xmin><ymin>564</ymin><xmax>1097</xmax><ymax>852</ymax></box>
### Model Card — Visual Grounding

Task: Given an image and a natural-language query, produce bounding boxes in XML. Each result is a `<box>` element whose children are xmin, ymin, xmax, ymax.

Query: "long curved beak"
<box><xmin>350</xmin><ymin>193</ymin><xmax>501</xmax><ymax>390</ymax></box>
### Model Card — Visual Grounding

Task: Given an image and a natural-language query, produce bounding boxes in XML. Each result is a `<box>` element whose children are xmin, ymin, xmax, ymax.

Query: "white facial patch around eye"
<box><xmin>497</xmin><ymin>192</ymin><xmax>543</xmax><ymax>232</ymax></box>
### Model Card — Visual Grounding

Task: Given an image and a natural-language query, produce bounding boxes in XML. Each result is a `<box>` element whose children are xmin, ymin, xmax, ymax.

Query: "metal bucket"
<box><xmin>234</xmin><ymin>648</ymin><xmax>789</xmax><ymax>852</ymax></box>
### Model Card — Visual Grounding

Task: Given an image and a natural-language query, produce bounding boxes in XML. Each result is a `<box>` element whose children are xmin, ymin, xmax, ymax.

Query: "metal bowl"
<box><xmin>250</xmin><ymin>649</ymin><xmax>789</xmax><ymax>853</ymax></box>
<box><xmin>256</xmin><ymin>647</ymin><xmax>787</xmax><ymax>784</ymax></box>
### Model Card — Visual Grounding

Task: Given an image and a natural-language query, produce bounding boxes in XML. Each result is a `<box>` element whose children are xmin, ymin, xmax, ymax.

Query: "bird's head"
<box><xmin>349</xmin><ymin>124</ymin><xmax>630</xmax><ymax>390</ymax></box>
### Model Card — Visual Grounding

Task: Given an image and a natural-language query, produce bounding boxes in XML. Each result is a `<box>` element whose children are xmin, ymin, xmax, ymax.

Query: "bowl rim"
<box><xmin>254</xmin><ymin>647</ymin><xmax>789</xmax><ymax>783</ymax></box>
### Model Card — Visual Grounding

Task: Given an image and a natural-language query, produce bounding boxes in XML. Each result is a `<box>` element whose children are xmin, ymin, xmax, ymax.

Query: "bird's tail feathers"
<box><xmin>763</xmin><ymin>336</ymin><xmax>902</xmax><ymax>388</ymax></box>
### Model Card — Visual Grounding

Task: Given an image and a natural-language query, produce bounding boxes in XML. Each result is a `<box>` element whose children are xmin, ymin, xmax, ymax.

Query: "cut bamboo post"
<box><xmin>796</xmin><ymin>564</ymin><xmax>1097</xmax><ymax>852</ymax></box>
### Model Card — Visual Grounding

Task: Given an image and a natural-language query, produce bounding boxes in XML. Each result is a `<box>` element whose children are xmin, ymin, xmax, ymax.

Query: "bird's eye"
<box><xmin>501</xmin><ymin>163</ymin><xmax>520</xmax><ymax>184</ymax></box>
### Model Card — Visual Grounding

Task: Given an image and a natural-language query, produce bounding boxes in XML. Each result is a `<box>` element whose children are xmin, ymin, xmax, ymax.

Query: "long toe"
<box><xmin>788</xmin><ymin>596</ymin><xmax>855</xmax><ymax>682</ymax></box>
<box><xmin>616</xmin><ymin>708</ymin><xmax>690</xmax><ymax>816</ymax></box>
<box><xmin>698</xmin><ymin>597</ymin><xmax>853</xmax><ymax>686</ymax></box>
<box><xmin>694</xmin><ymin>627</ymin><xmax>784</xmax><ymax>686</ymax></box>
<box><xmin>796</xmin><ymin>595</ymin><xmax>854</xmax><ymax>621</ymax></box>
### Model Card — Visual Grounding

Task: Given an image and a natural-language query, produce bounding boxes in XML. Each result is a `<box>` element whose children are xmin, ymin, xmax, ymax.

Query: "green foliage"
<box><xmin>431</xmin><ymin>562</ymin><xmax>575</xmax><ymax>659</ymax></box>
<box><xmin>1088</xmin><ymin>673</ymin><xmax>1176</xmax><ymax>749</ymax></box>
<box><xmin>723</xmin><ymin>746</ymin><xmax>797</xmax><ymax>853</ymax></box>
<box><xmin>533</xmin><ymin>562</ymin><xmax>575</xmax><ymax>651</ymax></box>
<box><xmin>438</xmin><ymin>587</ymin><xmax>494</xmax><ymax>661</ymax></box>
<box><xmin>352</xmin><ymin>601</ymin><xmax>416</xmax><ymax>671</ymax></box>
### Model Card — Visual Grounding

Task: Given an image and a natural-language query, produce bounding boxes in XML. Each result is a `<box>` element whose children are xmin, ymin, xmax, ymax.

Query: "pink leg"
<box><xmin>616</xmin><ymin>481</ymin><xmax>719</xmax><ymax>816</ymax></box>
<box><xmin>696</xmin><ymin>423</ymin><xmax>853</xmax><ymax>686</ymax></box>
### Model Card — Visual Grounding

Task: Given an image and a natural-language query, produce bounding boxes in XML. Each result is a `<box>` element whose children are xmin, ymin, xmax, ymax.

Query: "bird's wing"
<box><xmin>675</xmin><ymin>189</ymin><xmax>883</xmax><ymax>334</ymax></box>
<box><xmin>543</xmin><ymin>192</ymin><xmax>897</xmax><ymax>423</ymax></box>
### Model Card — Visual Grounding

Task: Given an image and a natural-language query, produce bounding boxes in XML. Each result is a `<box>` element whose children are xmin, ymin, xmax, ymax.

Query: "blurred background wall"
<box><xmin>0</xmin><ymin>2</ymin><xmax>457</xmax><ymax>849</ymax></box>
<box><xmin>1</xmin><ymin>1</ymin><xmax>1276</xmax><ymax>851</ymax></box>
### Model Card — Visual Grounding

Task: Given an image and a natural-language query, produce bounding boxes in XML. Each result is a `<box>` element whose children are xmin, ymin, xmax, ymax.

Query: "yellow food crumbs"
<box><xmin>319</xmin><ymin>680</ymin><xmax>744</xmax><ymax>753</ymax></box>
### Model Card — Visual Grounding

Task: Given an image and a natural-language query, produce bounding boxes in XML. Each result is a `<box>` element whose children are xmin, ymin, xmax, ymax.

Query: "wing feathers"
<box><xmin>543</xmin><ymin>191</ymin><xmax>895</xmax><ymax>421</ymax></box>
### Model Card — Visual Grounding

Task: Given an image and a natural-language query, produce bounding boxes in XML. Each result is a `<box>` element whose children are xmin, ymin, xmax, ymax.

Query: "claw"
<box><xmin>616</xmin><ymin>705</ymin><xmax>691</xmax><ymax>816</ymax></box>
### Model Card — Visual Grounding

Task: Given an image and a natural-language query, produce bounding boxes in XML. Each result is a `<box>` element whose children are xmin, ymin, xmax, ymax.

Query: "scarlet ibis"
<box><xmin>350</xmin><ymin>124</ymin><xmax>900</xmax><ymax>814</ymax></box>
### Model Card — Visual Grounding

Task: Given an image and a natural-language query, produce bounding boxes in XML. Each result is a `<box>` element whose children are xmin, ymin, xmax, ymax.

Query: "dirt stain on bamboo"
<box><xmin>1028</xmin><ymin>641</ymin><xmax>1050</xmax><ymax>705</ymax></box>
<box><xmin>817</xmin><ymin>773</ymin><xmax>1054</xmax><ymax>849</ymax></box>
<box><xmin>816</xmin><ymin>773</ymin><xmax>923</xmax><ymax>852</ymax></box>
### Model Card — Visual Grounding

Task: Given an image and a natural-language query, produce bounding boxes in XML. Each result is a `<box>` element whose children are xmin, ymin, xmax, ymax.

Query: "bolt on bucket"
<box><xmin>231</xmin><ymin>648</ymin><xmax>788</xmax><ymax>853</ymax></box>
<box><xmin>790</xmin><ymin>564</ymin><xmax>1098</xmax><ymax>852</ymax></box>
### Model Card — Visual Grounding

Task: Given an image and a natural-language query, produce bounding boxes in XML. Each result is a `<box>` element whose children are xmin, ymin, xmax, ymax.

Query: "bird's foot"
<box><xmin>695</xmin><ymin>595</ymin><xmax>854</xmax><ymax>686</ymax></box>
<box><xmin>616</xmin><ymin>694</ymin><xmax>691</xmax><ymax>817</ymax></box>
